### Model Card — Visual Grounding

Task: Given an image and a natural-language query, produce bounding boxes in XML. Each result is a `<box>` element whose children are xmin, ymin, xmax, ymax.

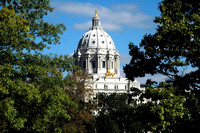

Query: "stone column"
<box><xmin>97</xmin><ymin>56</ymin><xmax>100</xmax><ymax>73</ymax></box>
<box><xmin>117</xmin><ymin>56</ymin><xmax>120</xmax><ymax>75</ymax></box>
<box><xmin>86</xmin><ymin>57</ymin><xmax>88</xmax><ymax>72</ymax></box>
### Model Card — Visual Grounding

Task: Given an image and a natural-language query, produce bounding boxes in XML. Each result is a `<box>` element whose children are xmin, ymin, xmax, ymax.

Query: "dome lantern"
<box><xmin>92</xmin><ymin>10</ymin><xmax>101</xmax><ymax>28</ymax></box>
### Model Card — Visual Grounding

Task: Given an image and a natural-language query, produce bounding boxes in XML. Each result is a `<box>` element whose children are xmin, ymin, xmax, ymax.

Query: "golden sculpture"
<box><xmin>105</xmin><ymin>69</ymin><xmax>115</xmax><ymax>77</ymax></box>
<box><xmin>94</xmin><ymin>10</ymin><xmax>98</xmax><ymax>18</ymax></box>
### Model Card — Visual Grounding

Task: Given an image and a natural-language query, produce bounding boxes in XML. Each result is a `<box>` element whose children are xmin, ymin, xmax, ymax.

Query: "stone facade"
<box><xmin>73</xmin><ymin>11</ymin><xmax>140</xmax><ymax>94</ymax></box>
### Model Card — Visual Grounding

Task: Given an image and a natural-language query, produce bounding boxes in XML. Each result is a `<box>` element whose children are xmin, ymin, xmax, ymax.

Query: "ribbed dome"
<box><xmin>78</xmin><ymin>28</ymin><xmax>115</xmax><ymax>50</ymax></box>
<box><xmin>77</xmin><ymin>10</ymin><xmax>115</xmax><ymax>50</ymax></box>
<box><xmin>74</xmin><ymin>11</ymin><xmax>120</xmax><ymax>75</ymax></box>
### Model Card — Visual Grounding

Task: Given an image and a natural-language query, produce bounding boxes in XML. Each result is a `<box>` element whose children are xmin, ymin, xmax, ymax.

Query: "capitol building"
<box><xmin>73</xmin><ymin>11</ymin><xmax>140</xmax><ymax>94</ymax></box>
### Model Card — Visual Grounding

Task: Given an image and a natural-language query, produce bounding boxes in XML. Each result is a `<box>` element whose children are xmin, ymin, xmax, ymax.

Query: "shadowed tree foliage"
<box><xmin>123</xmin><ymin>0</ymin><xmax>200</xmax><ymax>132</ymax></box>
<box><xmin>135</xmin><ymin>81</ymin><xmax>185</xmax><ymax>132</ymax></box>
<box><xmin>63</xmin><ymin>70</ymin><xmax>96</xmax><ymax>133</ymax></box>
<box><xmin>95</xmin><ymin>93</ymin><xmax>143</xmax><ymax>133</ymax></box>
<box><xmin>0</xmin><ymin>1</ymin><xmax>91</xmax><ymax>132</ymax></box>
<box><xmin>95</xmin><ymin>85</ymin><xmax>185</xmax><ymax>133</ymax></box>
<box><xmin>124</xmin><ymin>0</ymin><xmax>199</xmax><ymax>91</ymax></box>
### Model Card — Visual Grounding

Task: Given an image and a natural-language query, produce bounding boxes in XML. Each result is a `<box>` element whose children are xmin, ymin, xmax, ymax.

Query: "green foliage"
<box><xmin>123</xmin><ymin>0</ymin><xmax>200</xmax><ymax>91</ymax></box>
<box><xmin>0</xmin><ymin>7</ymin><xmax>30</xmax><ymax>46</ymax></box>
<box><xmin>0</xmin><ymin>55</ymin><xmax>76</xmax><ymax>132</ymax></box>
<box><xmin>95</xmin><ymin>93</ymin><xmax>143</xmax><ymax>133</ymax></box>
<box><xmin>0</xmin><ymin>1</ymin><xmax>83</xmax><ymax>132</ymax></box>
<box><xmin>63</xmin><ymin>70</ymin><xmax>96</xmax><ymax>133</ymax></box>
<box><xmin>138</xmin><ymin>84</ymin><xmax>185</xmax><ymax>132</ymax></box>
<box><xmin>123</xmin><ymin>0</ymin><xmax>200</xmax><ymax>132</ymax></box>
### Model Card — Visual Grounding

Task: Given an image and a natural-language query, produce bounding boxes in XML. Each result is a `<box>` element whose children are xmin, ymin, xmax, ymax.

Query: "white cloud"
<box><xmin>102</xmin><ymin>22</ymin><xmax>122</xmax><ymax>31</ymax></box>
<box><xmin>119</xmin><ymin>67</ymin><xmax>168</xmax><ymax>84</ymax></box>
<box><xmin>120</xmin><ymin>67</ymin><xmax>125</xmax><ymax>77</ymax></box>
<box><xmin>73</xmin><ymin>21</ymin><xmax>91</xmax><ymax>30</ymax></box>
<box><xmin>135</xmin><ymin>68</ymin><xmax>198</xmax><ymax>84</ymax></box>
<box><xmin>112</xmin><ymin>4</ymin><xmax>138</xmax><ymax>11</ymax></box>
<box><xmin>53</xmin><ymin>2</ymin><xmax>154</xmax><ymax>31</ymax></box>
<box><xmin>179</xmin><ymin>68</ymin><xmax>197</xmax><ymax>75</ymax></box>
<box><xmin>136</xmin><ymin>74</ymin><xmax>168</xmax><ymax>84</ymax></box>
<box><xmin>120</xmin><ymin>54</ymin><xmax>131</xmax><ymax>64</ymax></box>
<box><xmin>120</xmin><ymin>67</ymin><xmax>198</xmax><ymax>84</ymax></box>
<box><xmin>119</xmin><ymin>68</ymin><xmax>167</xmax><ymax>85</ymax></box>
<box><xmin>69</xmin><ymin>52</ymin><xmax>74</xmax><ymax>57</ymax></box>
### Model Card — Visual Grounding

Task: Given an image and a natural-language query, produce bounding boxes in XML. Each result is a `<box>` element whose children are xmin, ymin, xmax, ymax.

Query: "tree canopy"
<box><xmin>1</xmin><ymin>0</ymin><xmax>200</xmax><ymax>132</ymax></box>
<box><xmin>95</xmin><ymin>93</ymin><xmax>142</xmax><ymax>133</ymax></box>
<box><xmin>0</xmin><ymin>0</ymin><xmax>95</xmax><ymax>132</ymax></box>
<box><xmin>123</xmin><ymin>0</ymin><xmax>200</xmax><ymax>132</ymax></box>
<box><xmin>124</xmin><ymin>0</ymin><xmax>200</xmax><ymax>91</ymax></box>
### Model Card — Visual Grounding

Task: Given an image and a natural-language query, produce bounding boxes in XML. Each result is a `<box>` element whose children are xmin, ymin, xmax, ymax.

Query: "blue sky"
<box><xmin>43</xmin><ymin>0</ymin><xmax>169</xmax><ymax>83</ymax></box>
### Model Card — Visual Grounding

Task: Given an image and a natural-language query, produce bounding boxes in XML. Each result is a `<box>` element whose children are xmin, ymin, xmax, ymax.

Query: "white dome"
<box><xmin>78</xmin><ymin>28</ymin><xmax>115</xmax><ymax>50</ymax></box>
<box><xmin>74</xmin><ymin>11</ymin><xmax>120</xmax><ymax>76</ymax></box>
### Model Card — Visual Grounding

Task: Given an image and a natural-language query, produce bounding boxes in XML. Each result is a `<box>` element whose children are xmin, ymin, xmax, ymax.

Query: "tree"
<box><xmin>0</xmin><ymin>1</ymin><xmax>80</xmax><ymax>132</ymax></box>
<box><xmin>136</xmin><ymin>81</ymin><xmax>185</xmax><ymax>132</ymax></box>
<box><xmin>124</xmin><ymin>0</ymin><xmax>200</xmax><ymax>91</ymax></box>
<box><xmin>63</xmin><ymin>70</ymin><xmax>96</xmax><ymax>133</ymax></box>
<box><xmin>123</xmin><ymin>0</ymin><xmax>200</xmax><ymax>132</ymax></box>
<box><xmin>95</xmin><ymin>93</ymin><xmax>143</xmax><ymax>133</ymax></box>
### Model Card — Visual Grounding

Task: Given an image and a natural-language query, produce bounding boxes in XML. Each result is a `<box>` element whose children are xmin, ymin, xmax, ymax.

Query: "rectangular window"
<box><xmin>92</xmin><ymin>61</ymin><xmax>95</xmax><ymax>68</ymax></box>
<box><xmin>83</xmin><ymin>61</ymin><xmax>86</xmax><ymax>69</ymax></box>
<box><xmin>102</xmin><ymin>61</ymin><xmax>105</xmax><ymax>68</ymax></box>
